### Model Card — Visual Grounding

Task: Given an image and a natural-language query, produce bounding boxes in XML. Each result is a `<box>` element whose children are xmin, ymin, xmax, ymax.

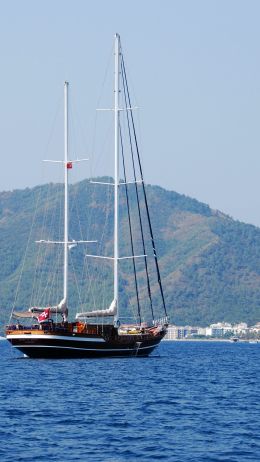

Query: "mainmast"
<box><xmin>63</xmin><ymin>81</ymin><xmax>69</xmax><ymax>312</ymax></box>
<box><xmin>113</xmin><ymin>33</ymin><xmax>120</xmax><ymax>326</ymax></box>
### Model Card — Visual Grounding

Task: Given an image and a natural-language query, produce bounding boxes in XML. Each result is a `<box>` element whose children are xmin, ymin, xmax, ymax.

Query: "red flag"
<box><xmin>37</xmin><ymin>308</ymin><xmax>50</xmax><ymax>323</ymax></box>
<box><xmin>67</xmin><ymin>162</ymin><xmax>73</xmax><ymax>169</ymax></box>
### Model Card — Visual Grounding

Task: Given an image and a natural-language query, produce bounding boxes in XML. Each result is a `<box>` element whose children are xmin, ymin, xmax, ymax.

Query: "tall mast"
<box><xmin>64</xmin><ymin>81</ymin><xmax>69</xmax><ymax>308</ymax></box>
<box><xmin>114</xmin><ymin>33</ymin><xmax>120</xmax><ymax>325</ymax></box>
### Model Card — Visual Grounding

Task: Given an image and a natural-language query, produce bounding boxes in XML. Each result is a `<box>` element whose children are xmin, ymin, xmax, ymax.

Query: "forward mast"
<box><xmin>63</xmin><ymin>81</ymin><xmax>69</xmax><ymax>318</ymax></box>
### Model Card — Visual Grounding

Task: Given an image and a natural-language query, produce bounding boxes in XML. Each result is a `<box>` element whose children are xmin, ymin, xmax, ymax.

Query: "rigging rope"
<box><xmin>121</xmin><ymin>54</ymin><xmax>168</xmax><ymax>320</ymax></box>
<box><xmin>121</xmin><ymin>58</ymin><xmax>155</xmax><ymax>322</ymax></box>
<box><xmin>119</xmin><ymin>124</ymin><xmax>141</xmax><ymax>325</ymax></box>
<box><xmin>10</xmin><ymin>185</ymin><xmax>43</xmax><ymax>322</ymax></box>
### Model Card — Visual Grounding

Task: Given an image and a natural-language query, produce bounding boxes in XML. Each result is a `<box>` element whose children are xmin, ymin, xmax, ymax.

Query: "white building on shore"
<box><xmin>165</xmin><ymin>325</ymin><xmax>199</xmax><ymax>340</ymax></box>
<box><xmin>164</xmin><ymin>321</ymin><xmax>259</xmax><ymax>340</ymax></box>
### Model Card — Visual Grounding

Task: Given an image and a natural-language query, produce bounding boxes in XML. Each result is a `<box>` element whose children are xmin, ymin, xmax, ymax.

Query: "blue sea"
<box><xmin>0</xmin><ymin>340</ymin><xmax>259</xmax><ymax>462</ymax></box>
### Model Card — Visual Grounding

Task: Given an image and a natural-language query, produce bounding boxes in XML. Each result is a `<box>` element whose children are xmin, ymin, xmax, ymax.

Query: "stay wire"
<box><xmin>119</xmin><ymin>123</ymin><xmax>141</xmax><ymax>326</ymax></box>
<box><xmin>121</xmin><ymin>55</ymin><xmax>168</xmax><ymax>320</ymax></box>
<box><xmin>121</xmin><ymin>56</ymin><xmax>154</xmax><ymax>322</ymax></box>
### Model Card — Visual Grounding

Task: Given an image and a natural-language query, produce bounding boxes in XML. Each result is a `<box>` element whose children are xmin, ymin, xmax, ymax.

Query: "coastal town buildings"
<box><xmin>165</xmin><ymin>321</ymin><xmax>260</xmax><ymax>340</ymax></box>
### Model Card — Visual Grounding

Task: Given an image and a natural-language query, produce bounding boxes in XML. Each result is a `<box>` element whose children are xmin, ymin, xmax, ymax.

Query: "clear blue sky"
<box><xmin>0</xmin><ymin>0</ymin><xmax>260</xmax><ymax>226</ymax></box>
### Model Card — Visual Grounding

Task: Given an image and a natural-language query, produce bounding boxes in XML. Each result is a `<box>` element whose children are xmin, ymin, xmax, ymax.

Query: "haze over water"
<box><xmin>0</xmin><ymin>340</ymin><xmax>259</xmax><ymax>461</ymax></box>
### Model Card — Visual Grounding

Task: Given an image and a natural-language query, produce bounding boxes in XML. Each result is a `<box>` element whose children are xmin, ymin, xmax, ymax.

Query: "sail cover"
<box><xmin>13</xmin><ymin>310</ymin><xmax>36</xmax><ymax>319</ymax></box>
<box><xmin>76</xmin><ymin>299</ymin><xmax>117</xmax><ymax>319</ymax></box>
<box><xmin>29</xmin><ymin>298</ymin><xmax>68</xmax><ymax>320</ymax></box>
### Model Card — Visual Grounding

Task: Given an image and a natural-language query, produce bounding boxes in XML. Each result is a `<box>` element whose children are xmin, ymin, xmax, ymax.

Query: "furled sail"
<box><xmin>13</xmin><ymin>310</ymin><xmax>36</xmax><ymax>319</ymax></box>
<box><xmin>75</xmin><ymin>299</ymin><xmax>117</xmax><ymax>319</ymax></box>
<box><xmin>29</xmin><ymin>297</ymin><xmax>68</xmax><ymax>321</ymax></box>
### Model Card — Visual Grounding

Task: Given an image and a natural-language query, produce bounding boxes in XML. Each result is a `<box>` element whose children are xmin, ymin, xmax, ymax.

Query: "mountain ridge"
<box><xmin>0</xmin><ymin>178</ymin><xmax>259</xmax><ymax>330</ymax></box>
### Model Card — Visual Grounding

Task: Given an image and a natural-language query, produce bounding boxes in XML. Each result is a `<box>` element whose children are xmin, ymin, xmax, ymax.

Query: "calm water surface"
<box><xmin>0</xmin><ymin>340</ymin><xmax>259</xmax><ymax>461</ymax></box>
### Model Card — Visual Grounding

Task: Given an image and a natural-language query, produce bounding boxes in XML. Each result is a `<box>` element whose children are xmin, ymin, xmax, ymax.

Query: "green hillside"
<box><xmin>0</xmin><ymin>179</ymin><xmax>260</xmax><ymax>331</ymax></box>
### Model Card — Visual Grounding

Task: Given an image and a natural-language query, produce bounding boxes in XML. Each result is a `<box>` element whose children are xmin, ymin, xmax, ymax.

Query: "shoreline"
<box><xmin>163</xmin><ymin>338</ymin><xmax>258</xmax><ymax>342</ymax></box>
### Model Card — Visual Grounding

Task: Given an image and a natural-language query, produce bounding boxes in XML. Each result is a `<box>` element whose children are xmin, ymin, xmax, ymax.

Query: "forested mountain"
<box><xmin>0</xmin><ymin>179</ymin><xmax>260</xmax><ymax>331</ymax></box>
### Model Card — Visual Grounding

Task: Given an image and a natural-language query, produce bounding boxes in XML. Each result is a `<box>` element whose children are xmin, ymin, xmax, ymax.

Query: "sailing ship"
<box><xmin>5</xmin><ymin>34</ymin><xmax>168</xmax><ymax>358</ymax></box>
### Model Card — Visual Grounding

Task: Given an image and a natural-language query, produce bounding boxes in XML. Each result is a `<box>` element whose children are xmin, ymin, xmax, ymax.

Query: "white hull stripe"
<box><xmin>12</xmin><ymin>343</ymin><xmax>159</xmax><ymax>352</ymax></box>
<box><xmin>6</xmin><ymin>334</ymin><xmax>106</xmax><ymax>342</ymax></box>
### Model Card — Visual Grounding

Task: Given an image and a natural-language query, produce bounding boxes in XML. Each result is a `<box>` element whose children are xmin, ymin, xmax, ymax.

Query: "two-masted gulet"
<box><xmin>6</xmin><ymin>34</ymin><xmax>168</xmax><ymax>358</ymax></box>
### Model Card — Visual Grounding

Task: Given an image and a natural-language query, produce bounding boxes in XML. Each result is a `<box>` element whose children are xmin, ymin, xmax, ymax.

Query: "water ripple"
<box><xmin>0</xmin><ymin>341</ymin><xmax>259</xmax><ymax>461</ymax></box>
